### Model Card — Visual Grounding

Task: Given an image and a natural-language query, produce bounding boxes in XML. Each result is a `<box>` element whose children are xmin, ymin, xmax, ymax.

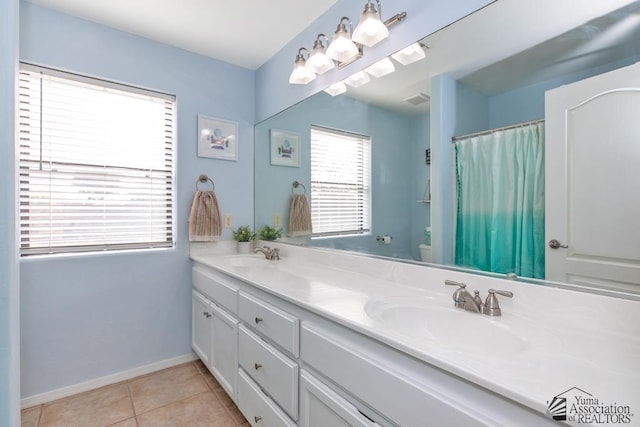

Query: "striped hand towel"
<box><xmin>287</xmin><ymin>194</ymin><xmax>312</xmax><ymax>237</ymax></box>
<box><xmin>189</xmin><ymin>190</ymin><xmax>222</xmax><ymax>241</ymax></box>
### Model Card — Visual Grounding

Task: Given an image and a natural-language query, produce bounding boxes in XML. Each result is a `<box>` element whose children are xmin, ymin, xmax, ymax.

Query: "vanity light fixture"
<box><xmin>364</xmin><ymin>57</ymin><xmax>395</xmax><ymax>78</ymax></box>
<box><xmin>344</xmin><ymin>70</ymin><xmax>370</xmax><ymax>88</ymax></box>
<box><xmin>352</xmin><ymin>0</ymin><xmax>389</xmax><ymax>47</ymax></box>
<box><xmin>289</xmin><ymin>48</ymin><xmax>317</xmax><ymax>85</ymax></box>
<box><xmin>323</xmin><ymin>81</ymin><xmax>347</xmax><ymax>96</ymax></box>
<box><xmin>391</xmin><ymin>42</ymin><xmax>427</xmax><ymax>66</ymax></box>
<box><xmin>326</xmin><ymin>17</ymin><xmax>360</xmax><ymax>63</ymax></box>
<box><xmin>305</xmin><ymin>34</ymin><xmax>335</xmax><ymax>75</ymax></box>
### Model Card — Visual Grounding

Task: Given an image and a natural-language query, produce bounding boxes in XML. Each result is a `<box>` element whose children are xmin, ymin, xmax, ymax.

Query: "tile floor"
<box><xmin>21</xmin><ymin>361</ymin><xmax>249</xmax><ymax>427</ymax></box>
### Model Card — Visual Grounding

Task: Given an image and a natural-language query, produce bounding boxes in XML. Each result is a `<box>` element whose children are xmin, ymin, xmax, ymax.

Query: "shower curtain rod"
<box><xmin>451</xmin><ymin>118</ymin><xmax>544</xmax><ymax>142</ymax></box>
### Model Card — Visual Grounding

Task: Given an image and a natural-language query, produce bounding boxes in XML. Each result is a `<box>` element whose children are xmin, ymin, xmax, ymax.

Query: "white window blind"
<box><xmin>17</xmin><ymin>64</ymin><xmax>176</xmax><ymax>256</ymax></box>
<box><xmin>310</xmin><ymin>126</ymin><xmax>371</xmax><ymax>237</ymax></box>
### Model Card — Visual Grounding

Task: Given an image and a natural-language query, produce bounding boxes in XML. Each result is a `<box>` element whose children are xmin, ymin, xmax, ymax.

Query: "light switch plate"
<box><xmin>224</xmin><ymin>214</ymin><xmax>233</xmax><ymax>229</ymax></box>
<box><xmin>273</xmin><ymin>213</ymin><xmax>282</xmax><ymax>227</ymax></box>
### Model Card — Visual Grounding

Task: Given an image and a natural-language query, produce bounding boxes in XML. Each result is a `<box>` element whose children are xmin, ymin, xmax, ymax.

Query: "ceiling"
<box><xmin>26</xmin><ymin>0</ymin><xmax>338</xmax><ymax>70</ymax></box>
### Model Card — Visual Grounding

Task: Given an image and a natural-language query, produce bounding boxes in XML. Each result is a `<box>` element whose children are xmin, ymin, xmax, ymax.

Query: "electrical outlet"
<box><xmin>224</xmin><ymin>214</ymin><xmax>233</xmax><ymax>229</ymax></box>
<box><xmin>273</xmin><ymin>213</ymin><xmax>282</xmax><ymax>227</ymax></box>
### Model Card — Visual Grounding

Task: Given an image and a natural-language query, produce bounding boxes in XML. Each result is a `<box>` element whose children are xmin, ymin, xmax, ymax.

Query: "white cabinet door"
<box><xmin>210</xmin><ymin>303</ymin><xmax>239</xmax><ymax>402</ymax></box>
<box><xmin>192</xmin><ymin>290</ymin><xmax>212</xmax><ymax>367</ymax></box>
<box><xmin>300</xmin><ymin>370</ymin><xmax>378</xmax><ymax>427</ymax></box>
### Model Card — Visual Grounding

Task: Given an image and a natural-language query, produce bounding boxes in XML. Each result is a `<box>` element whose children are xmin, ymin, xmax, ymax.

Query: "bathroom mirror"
<box><xmin>254</xmin><ymin>0</ymin><xmax>640</xmax><ymax>296</ymax></box>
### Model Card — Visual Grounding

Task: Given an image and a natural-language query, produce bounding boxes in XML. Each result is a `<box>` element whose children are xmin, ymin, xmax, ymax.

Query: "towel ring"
<box><xmin>292</xmin><ymin>180</ymin><xmax>306</xmax><ymax>195</ymax></box>
<box><xmin>196</xmin><ymin>174</ymin><xmax>215</xmax><ymax>191</ymax></box>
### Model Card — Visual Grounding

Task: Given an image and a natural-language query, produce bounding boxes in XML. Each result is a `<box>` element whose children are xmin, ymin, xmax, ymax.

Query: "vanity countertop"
<box><xmin>190</xmin><ymin>242</ymin><xmax>640</xmax><ymax>424</ymax></box>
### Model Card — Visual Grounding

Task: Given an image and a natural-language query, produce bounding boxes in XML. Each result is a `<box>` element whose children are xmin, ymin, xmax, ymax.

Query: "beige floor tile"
<box><xmin>212</xmin><ymin>386</ymin><xmax>235</xmax><ymax>408</ymax></box>
<box><xmin>137</xmin><ymin>392</ymin><xmax>234</xmax><ymax>427</ymax></box>
<box><xmin>193</xmin><ymin>360</ymin><xmax>207</xmax><ymax>374</ymax></box>
<box><xmin>39</xmin><ymin>383</ymin><xmax>134</xmax><ymax>427</ymax></box>
<box><xmin>107</xmin><ymin>418</ymin><xmax>137</xmax><ymax>427</ymax></box>
<box><xmin>129</xmin><ymin>363</ymin><xmax>209</xmax><ymax>415</ymax></box>
<box><xmin>21</xmin><ymin>405</ymin><xmax>42</xmax><ymax>427</ymax></box>
<box><xmin>225</xmin><ymin>405</ymin><xmax>248</xmax><ymax>426</ymax></box>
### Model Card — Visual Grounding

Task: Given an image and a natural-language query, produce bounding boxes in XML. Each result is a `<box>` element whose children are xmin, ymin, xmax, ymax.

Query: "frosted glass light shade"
<box><xmin>289</xmin><ymin>61</ymin><xmax>316</xmax><ymax>85</ymax></box>
<box><xmin>352</xmin><ymin>7</ymin><xmax>389</xmax><ymax>47</ymax></box>
<box><xmin>324</xmin><ymin>81</ymin><xmax>347</xmax><ymax>96</ymax></box>
<box><xmin>391</xmin><ymin>43</ymin><xmax>426</xmax><ymax>65</ymax></box>
<box><xmin>306</xmin><ymin>48</ymin><xmax>335</xmax><ymax>75</ymax></box>
<box><xmin>344</xmin><ymin>71</ymin><xmax>370</xmax><ymax>88</ymax></box>
<box><xmin>364</xmin><ymin>57</ymin><xmax>395</xmax><ymax>78</ymax></box>
<box><xmin>326</xmin><ymin>31</ymin><xmax>359</xmax><ymax>63</ymax></box>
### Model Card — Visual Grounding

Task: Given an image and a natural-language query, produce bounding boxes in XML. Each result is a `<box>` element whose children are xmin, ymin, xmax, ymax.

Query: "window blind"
<box><xmin>17</xmin><ymin>64</ymin><xmax>176</xmax><ymax>256</ymax></box>
<box><xmin>310</xmin><ymin>126</ymin><xmax>371</xmax><ymax>237</ymax></box>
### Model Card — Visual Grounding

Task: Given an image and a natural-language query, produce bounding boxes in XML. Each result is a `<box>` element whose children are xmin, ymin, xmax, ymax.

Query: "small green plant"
<box><xmin>258</xmin><ymin>225</ymin><xmax>283</xmax><ymax>241</ymax></box>
<box><xmin>232</xmin><ymin>225</ymin><xmax>256</xmax><ymax>242</ymax></box>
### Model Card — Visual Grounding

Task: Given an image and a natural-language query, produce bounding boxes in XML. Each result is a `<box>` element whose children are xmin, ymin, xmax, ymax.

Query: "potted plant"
<box><xmin>232</xmin><ymin>225</ymin><xmax>256</xmax><ymax>254</ymax></box>
<box><xmin>258</xmin><ymin>225</ymin><xmax>283</xmax><ymax>241</ymax></box>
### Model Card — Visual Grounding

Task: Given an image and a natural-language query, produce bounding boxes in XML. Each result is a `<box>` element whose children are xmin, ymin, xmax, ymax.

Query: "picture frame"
<box><xmin>270</xmin><ymin>129</ymin><xmax>300</xmax><ymax>167</ymax></box>
<box><xmin>197</xmin><ymin>115</ymin><xmax>238</xmax><ymax>161</ymax></box>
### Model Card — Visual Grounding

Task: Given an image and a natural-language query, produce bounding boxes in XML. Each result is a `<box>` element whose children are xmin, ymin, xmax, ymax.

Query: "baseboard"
<box><xmin>21</xmin><ymin>352</ymin><xmax>199</xmax><ymax>409</ymax></box>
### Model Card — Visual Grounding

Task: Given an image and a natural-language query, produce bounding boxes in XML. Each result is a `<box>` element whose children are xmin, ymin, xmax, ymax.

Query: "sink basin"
<box><xmin>364</xmin><ymin>297</ymin><xmax>529</xmax><ymax>357</ymax></box>
<box><xmin>224</xmin><ymin>254</ymin><xmax>272</xmax><ymax>268</ymax></box>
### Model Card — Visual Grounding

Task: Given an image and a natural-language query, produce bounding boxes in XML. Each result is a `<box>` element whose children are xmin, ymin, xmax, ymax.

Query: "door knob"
<box><xmin>548</xmin><ymin>239</ymin><xmax>568</xmax><ymax>249</ymax></box>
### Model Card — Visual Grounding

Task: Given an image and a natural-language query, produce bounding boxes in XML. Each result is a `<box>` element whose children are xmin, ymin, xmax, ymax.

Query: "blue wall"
<box><xmin>409</xmin><ymin>113</ymin><xmax>431</xmax><ymax>261</ymax></box>
<box><xmin>19</xmin><ymin>2</ymin><xmax>255</xmax><ymax>399</ymax></box>
<box><xmin>1</xmin><ymin>0</ymin><xmax>20</xmax><ymax>423</ymax></box>
<box><xmin>255</xmin><ymin>92</ymin><xmax>425</xmax><ymax>260</ymax></box>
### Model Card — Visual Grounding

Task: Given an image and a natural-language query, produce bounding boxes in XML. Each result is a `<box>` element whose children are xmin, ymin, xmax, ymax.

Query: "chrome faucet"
<box><xmin>445</xmin><ymin>280</ymin><xmax>513</xmax><ymax>316</ymax></box>
<box><xmin>254</xmin><ymin>246</ymin><xmax>280</xmax><ymax>260</ymax></box>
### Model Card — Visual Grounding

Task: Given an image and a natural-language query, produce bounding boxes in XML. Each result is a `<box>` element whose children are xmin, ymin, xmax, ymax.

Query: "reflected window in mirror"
<box><xmin>310</xmin><ymin>126</ymin><xmax>371</xmax><ymax>238</ymax></box>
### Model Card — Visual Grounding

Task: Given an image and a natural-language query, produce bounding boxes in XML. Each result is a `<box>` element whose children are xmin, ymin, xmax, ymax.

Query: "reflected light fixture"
<box><xmin>391</xmin><ymin>42</ymin><xmax>426</xmax><ymax>66</ymax></box>
<box><xmin>289</xmin><ymin>48</ymin><xmax>316</xmax><ymax>84</ymax></box>
<box><xmin>364</xmin><ymin>57</ymin><xmax>395</xmax><ymax>78</ymax></box>
<box><xmin>326</xmin><ymin>17</ymin><xmax>360</xmax><ymax>63</ymax></box>
<box><xmin>344</xmin><ymin>71</ymin><xmax>370</xmax><ymax>88</ymax></box>
<box><xmin>305</xmin><ymin>34</ymin><xmax>335</xmax><ymax>75</ymax></box>
<box><xmin>352</xmin><ymin>0</ymin><xmax>389</xmax><ymax>47</ymax></box>
<box><xmin>324</xmin><ymin>81</ymin><xmax>347</xmax><ymax>96</ymax></box>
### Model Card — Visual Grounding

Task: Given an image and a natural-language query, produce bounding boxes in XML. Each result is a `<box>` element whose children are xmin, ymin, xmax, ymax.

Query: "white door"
<box><xmin>545</xmin><ymin>62</ymin><xmax>640</xmax><ymax>290</ymax></box>
<box><xmin>210</xmin><ymin>303</ymin><xmax>239</xmax><ymax>403</ymax></box>
<box><xmin>191</xmin><ymin>290</ymin><xmax>212</xmax><ymax>367</ymax></box>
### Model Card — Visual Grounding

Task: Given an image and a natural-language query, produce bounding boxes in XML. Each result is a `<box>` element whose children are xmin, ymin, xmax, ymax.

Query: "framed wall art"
<box><xmin>197</xmin><ymin>115</ymin><xmax>238</xmax><ymax>161</ymax></box>
<box><xmin>270</xmin><ymin>128</ymin><xmax>300</xmax><ymax>167</ymax></box>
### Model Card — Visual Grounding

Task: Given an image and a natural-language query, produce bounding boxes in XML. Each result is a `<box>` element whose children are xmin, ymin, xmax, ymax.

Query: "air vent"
<box><xmin>403</xmin><ymin>93</ymin><xmax>430</xmax><ymax>105</ymax></box>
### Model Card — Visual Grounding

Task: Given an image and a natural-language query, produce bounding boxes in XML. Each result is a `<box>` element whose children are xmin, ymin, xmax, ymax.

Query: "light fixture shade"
<box><xmin>326</xmin><ymin>18</ymin><xmax>359</xmax><ymax>63</ymax></box>
<box><xmin>306</xmin><ymin>35</ymin><xmax>335</xmax><ymax>75</ymax></box>
<box><xmin>352</xmin><ymin>1</ymin><xmax>389</xmax><ymax>47</ymax></box>
<box><xmin>391</xmin><ymin>42</ymin><xmax>426</xmax><ymax>65</ymax></box>
<box><xmin>324</xmin><ymin>81</ymin><xmax>347</xmax><ymax>96</ymax></box>
<box><xmin>344</xmin><ymin>71</ymin><xmax>370</xmax><ymax>88</ymax></box>
<box><xmin>289</xmin><ymin>49</ymin><xmax>316</xmax><ymax>84</ymax></box>
<box><xmin>364</xmin><ymin>57</ymin><xmax>395</xmax><ymax>78</ymax></box>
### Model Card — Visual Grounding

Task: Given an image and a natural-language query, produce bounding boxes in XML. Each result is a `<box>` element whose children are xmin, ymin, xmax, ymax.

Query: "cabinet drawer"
<box><xmin>193</xmin><ymin>265</ymin><xmax>239</xmax><ymax>314</ymax></box>
<box><xmin>300</xmin><ymin>370</ymin><xmax>379</xmax><ymax>427</ymax></box>
<box><xmin>239</xmin><ymin>325</ymin><xmax>298</xmax><ymax>420</ymax></box>
<box><xmin>301</xmin><ymin>324</ymin><xmax>486</xmax><ymax>427</ymax></box>
<box><xmin>238</xmin><ymin>369</ymin><xmax>297</xmax><ymax>427</ymax></box>
<box><xmin>239</xmin><ymin>291</ymin><xmax>299</xmax><ymax>357</ymax></box>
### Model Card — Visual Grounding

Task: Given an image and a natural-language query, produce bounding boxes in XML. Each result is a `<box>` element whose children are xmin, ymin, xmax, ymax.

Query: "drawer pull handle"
<box><xmin>254</xmin><ymin>363</ymin><xmax>262</xmax><ymax>370</ymax></box>
<box><xmin>203</xmin><ymin>311</ymin><xmax>211</xmax><ymax>318</ymax></box>
<box><xmin>254</xmin><ymin>415</ymin><xmax>262</xmax><ymax>423</ymax></box>
<box><xmin>254</xmin><ymin>317</ymin><xmax>263</xmax><ymax>324</ymax></box>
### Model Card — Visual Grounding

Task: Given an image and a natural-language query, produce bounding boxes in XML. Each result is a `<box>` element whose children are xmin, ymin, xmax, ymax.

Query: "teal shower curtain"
<box><xmin>454</xmin><ymin>122</ymin><xmax>545</xmax><ymax>279</ymax></box>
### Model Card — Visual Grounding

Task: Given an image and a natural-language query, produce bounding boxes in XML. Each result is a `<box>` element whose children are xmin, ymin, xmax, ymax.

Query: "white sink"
<box><xmin>364</xmin><ymin>297</ymin><xmax>530</xmax><ymax>357</ymax></box>
<box><xmin>224</xmin><ymin>254</ymin><xmax>273</xmax><ymax>268</ymax></box>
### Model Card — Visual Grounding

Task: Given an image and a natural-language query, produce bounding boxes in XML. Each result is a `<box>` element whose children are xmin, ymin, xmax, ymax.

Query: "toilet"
<box><xmin>419</xmin><ymin>244</ymin><xmax>432</xmax><ymax>262</ymax></box>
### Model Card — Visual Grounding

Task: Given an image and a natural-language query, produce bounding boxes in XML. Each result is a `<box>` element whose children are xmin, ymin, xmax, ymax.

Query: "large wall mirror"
<box><xmin>255</xmin><ymin>0</ymin><xmax>640</xmax><ymax>296</ymax></box>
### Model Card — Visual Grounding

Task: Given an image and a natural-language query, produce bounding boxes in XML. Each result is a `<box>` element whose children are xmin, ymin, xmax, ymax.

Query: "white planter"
<box><xmin>237</xmin><ymin>241</ymin><xmax>252</xmax><ymax>254</ymax></box>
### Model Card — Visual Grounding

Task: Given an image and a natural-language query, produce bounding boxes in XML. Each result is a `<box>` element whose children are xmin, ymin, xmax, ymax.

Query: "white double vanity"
<box><xmin>190</xmin><ymin>242</ymin><xmax>639</xmax><ymax>427</ymax></box>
